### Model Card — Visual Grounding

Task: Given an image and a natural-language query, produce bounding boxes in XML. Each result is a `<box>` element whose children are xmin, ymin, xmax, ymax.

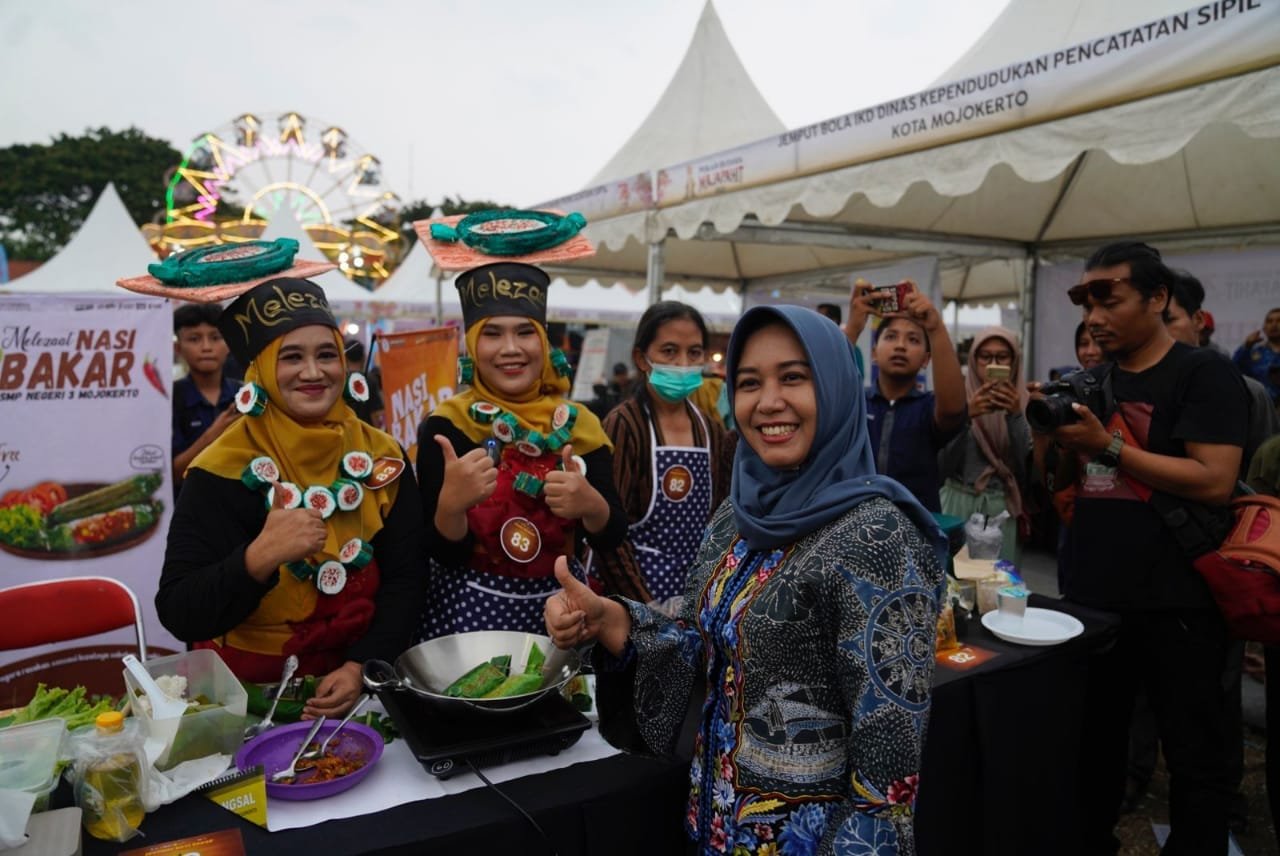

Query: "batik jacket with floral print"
<box><xmin>598</xmin><ymin>497</ymin><xmax>945</xmax><ymax>856</ymax></box>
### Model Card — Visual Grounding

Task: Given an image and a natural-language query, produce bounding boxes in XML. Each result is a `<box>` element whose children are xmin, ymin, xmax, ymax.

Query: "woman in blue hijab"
<box><xmin>546</xmin><ymin>306</ymin><xmax>946</xmax><ymax>855</ymax></box>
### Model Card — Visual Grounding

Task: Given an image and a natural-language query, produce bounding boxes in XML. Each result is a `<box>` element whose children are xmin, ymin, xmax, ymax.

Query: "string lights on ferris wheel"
<box><xmin>156</xmin><ymin>111</ymin><xmax>403</xmax><ymax>282</ymax></box>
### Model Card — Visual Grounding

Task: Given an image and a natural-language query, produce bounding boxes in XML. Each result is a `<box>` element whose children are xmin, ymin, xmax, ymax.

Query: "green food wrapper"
<box><xmin>444</xmin><ymin>661</ymin><xmax>507</xmax><ymax>698</ymax></box>
<box><xmin>563</xmin><ymin>675</ymin><xmax>593</xmax><ymax>712</ymax></box>
<box><xmin>482</xmin><ymin>672</ymin><xmax>543</xmax><ymax>699</ymax></box>
<box><xmin>524</xmin><ymin>643</ymin><xmax>546</xmax><ymax>675</ymax></box>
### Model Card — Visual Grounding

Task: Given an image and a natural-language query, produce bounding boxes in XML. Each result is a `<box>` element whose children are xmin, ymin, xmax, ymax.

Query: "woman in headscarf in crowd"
<box><xmin>546</xmin><ymin>305</ymin><xmax>946</xmax><ymax>855</ymax></box>
<box><xmin>1075</xmin><ymin>321</ymin><xmax>1105</xmax><ymax>371</ymax></box>
<box><xmin>589</xmin><ymin>302</ymin><xmax>735</xmax><ymax>614</ymax></box>
<box><xmin>130</xmin><ymin>249</ymin><xmax>426</xmax><ymax>719</ymax></box>
<box><xmin>939</xmin><ymin>326</ymin><xmax>1033</xmax><ymax>564</ymax></box>
<box><xmin>415</xmin><ymin>260</ymin><xmax>628</xmax><ymax>638</ymax></box>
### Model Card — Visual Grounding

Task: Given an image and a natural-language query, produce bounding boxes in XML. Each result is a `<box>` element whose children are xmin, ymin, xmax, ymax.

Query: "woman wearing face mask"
<box><xmin>588</xmin><ymin>302</ymin><xmax>735</xmax><ymax>613</ymax></box>
<box><xmin>546</xmin><ymin>306</ymin><xmax>946</xmax><ymax>854</ymax></box>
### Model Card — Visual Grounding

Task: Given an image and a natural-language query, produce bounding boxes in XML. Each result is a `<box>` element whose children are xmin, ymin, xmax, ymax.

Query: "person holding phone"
<box><xmin>939</xmin><ymin>326</ymin><xmax>1033</xmax><ymax>564</ymax></box>
<box><xmin>844</xmin><ymin>279</ymin><xmax>967</xmax><ymax>512</ymax></box>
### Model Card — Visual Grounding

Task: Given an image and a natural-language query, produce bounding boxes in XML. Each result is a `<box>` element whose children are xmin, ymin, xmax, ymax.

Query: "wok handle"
<box><xmin>362</xmin><ymin>659</ymin><xmax>402</xmax><ymax>693</ymax></box>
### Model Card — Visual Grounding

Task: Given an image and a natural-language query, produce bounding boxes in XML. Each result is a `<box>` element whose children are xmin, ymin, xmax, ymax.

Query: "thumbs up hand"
<box><xmin>544</xmin><ymin>556</ymin><xmax>630</xmax><ymax>653</ymax></box>
<box><xmin>435</xmin><ymin>434</ymin><xmax>497</xmax><ymax>517</ymax></box>
<box><xmin>244</xmin><ymin>480</ymin><xmax>328</xmax><ymax>581</ymax></box>
<box><xmin>544</xmin><ymin>444</ymin><xmax>607</xmax><ymax>528</ymax></box>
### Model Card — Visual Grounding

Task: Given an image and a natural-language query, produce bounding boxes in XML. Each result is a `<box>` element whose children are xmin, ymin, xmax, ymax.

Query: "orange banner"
<box><xmin>377</xmin><ymin>327</ymin><xmax>458</xmax><ymax>466</ymax></box>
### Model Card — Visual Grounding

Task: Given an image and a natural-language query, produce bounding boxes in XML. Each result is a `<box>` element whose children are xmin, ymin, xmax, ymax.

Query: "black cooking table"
<box><xmin>76</xmin><ymin>595</ymin><xmax>1115</xmax><ymax>856</ymax></box>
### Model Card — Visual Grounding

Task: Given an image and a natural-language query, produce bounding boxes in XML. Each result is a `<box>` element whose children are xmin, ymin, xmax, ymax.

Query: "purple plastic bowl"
<box><xmin>234</xmin><ymin>720</ymin><xmax>384</xmax><ymax>801</ymax></box>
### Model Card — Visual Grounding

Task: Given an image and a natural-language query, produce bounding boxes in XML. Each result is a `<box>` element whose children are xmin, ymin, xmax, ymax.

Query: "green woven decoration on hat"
<box><xmin>430</xmin><ymin>210</ymin><xmax>586</xmax><ymax>257</ymax></box>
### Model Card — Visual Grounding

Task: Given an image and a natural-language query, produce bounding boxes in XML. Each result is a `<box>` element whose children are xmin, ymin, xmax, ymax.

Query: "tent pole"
<box><xmin>646</xmin><ymin>239</ymin><xmax>666</xmax><ymax>305</ymax></box>
<box><xmin>435</xmin><ymin>269</ymin><xmax>443</xmax><ymax>327</ymax></box>
<box><xmin>1023</xmin><ymin>253</ymin><xmax>1039</xmax><ymax>380</ymax></box>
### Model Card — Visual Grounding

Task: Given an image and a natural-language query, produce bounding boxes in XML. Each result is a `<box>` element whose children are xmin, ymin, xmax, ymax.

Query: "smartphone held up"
<box><xmin>861</xmin><ymin>280</ymin><xmax>915</xmax><ymax>315</ymax></box>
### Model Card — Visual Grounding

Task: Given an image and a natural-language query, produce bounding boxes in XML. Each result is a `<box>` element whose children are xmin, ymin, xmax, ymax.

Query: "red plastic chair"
<box><xmin>0</xmin><ymin>576</ymin><xmax>148</xmax><ymax>659</ymax></box>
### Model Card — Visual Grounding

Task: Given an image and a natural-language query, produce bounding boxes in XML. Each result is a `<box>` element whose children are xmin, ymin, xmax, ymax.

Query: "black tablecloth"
<box><xmin>917</xmin><ymin>595</ymin><xmax>1119</xmax><ymax>856</ymax></box>
<box><xmin>78</xmin><ymin>596</ymin><xmax>1116</xmax><ymax>856</ymax></box>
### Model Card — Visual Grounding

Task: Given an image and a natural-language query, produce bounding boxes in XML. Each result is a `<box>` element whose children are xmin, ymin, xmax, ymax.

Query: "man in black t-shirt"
<box><xmin>1047</xmin><ymin>242</ymin><xmax>1248</xmax><ymax>855</ymax></box>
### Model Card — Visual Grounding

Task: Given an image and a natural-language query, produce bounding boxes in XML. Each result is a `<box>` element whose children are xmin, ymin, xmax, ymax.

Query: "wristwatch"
<box><xmin>1097</xmin><ymin>430</ymin><xmax>1124</xmax><ymax>467</ymax></box>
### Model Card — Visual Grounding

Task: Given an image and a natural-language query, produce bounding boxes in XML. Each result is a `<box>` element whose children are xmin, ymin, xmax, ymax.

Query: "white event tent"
<box><xmin>540</xmin><ymin>0</ymin><xmax>1280</xmax><ymax>370</ymax></box>
<box><xmin>536</xmin><ymin>1</ymin><xmax>786</xmax><ymax>319</ymax></box>
<box><xmin>1</xmin><ymin>183</ymin><xmax>156</xmax><ymax>294</ymax></box>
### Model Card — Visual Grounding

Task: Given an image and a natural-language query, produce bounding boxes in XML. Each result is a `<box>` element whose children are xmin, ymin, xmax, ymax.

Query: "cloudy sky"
<box><xmin>0</xmin><ymin>0</ymin><xmax>1009</xmax><ymax>205</ymax></box>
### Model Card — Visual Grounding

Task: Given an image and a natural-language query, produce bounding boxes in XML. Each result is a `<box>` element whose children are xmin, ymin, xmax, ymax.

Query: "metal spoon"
<box><xmin>271</xmin><ymin>716</ymin><xmax>326</xmax><ymax>783</ymax></box>
<box><xmin>244</xmin><ymin>654</ymin><xmax>298</xmax><ymax>742</ymax></box>
<box><xmin>300</xmin><ymin>694</ymin><xmax>371</xmax><ymax>761</ymax></box>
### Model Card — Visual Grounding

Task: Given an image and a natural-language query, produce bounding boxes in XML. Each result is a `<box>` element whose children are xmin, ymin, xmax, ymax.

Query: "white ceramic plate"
<box><xmin>981</xmin><ymin>607</ymin><xmax>1085</xmax><ymax>646</ymax></box>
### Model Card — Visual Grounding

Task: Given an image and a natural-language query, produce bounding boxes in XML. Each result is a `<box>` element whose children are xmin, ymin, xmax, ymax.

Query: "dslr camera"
<box><xmin>1026</xmin><ymin>370</ymin><xmax>1112</xmax><ymax>433</ymax></box>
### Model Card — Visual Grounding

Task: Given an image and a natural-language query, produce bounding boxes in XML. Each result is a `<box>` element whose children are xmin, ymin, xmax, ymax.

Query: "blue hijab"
<box><xmin>727</xmin><ymin>305</ymin><xmax>945</xmax><ymax>562</ymax></box>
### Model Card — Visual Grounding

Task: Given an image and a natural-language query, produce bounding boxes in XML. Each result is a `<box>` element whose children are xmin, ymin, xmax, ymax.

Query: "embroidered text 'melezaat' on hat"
<box><xmin>217</xmin><ymin>278</ymin><xmax>338</xmax><ymax>366</ymax></box>
<box><xmin>455</xmin><ymin>263</ymin><xmax>550</xmax><ymax>330</ymax></box>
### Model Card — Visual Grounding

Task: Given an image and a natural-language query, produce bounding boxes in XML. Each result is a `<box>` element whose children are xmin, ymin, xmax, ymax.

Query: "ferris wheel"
<box><xmin>155</xmin><ymin>111</ymin><xmax>403</xmax><ymax>282</ymax></box>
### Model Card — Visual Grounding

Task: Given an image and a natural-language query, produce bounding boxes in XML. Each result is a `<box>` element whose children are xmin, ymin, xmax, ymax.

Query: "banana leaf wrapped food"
<box><xmin>481</xmin><ymin>672</ymin><xmax>543</xmax><ymax>698</ymax></box>
<box><xmin>523</xmin><ymin>642</ymin><xmax>545</xmax><ymax>675</ymax></box>
<box><xmin>444</xmin><ymin>655</ymin><xmax>511</xmax><ymax>698</ymax></box>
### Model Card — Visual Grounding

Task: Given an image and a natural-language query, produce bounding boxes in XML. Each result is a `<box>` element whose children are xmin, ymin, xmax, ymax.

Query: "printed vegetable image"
<box><xmin>47</xmin><ymin>473</ymin><xmax>162</xmax><ymax>525</ymax></box>
<box><xmin>142</xmin><ymin>355</ymin><xmax>168</xmax><ymax>398</ymax></box>
<box><xmin>0</xmin><ymin>472</ymin><xmax>165</xmax><ymax>556</ymax></box>
<box><xmin>0</xmin><ymin>504</ymin><xmax>46</xmax><ymax>550</ymax></box>
<box><xmin>1</xmin><ymin>481</ymin><xmax>68</xmax><ymax>516</ymax></box>
<box><xmin>45</xmin><ymin>502</ymin><xmax>162</xmax><ymax>552</ymax></box>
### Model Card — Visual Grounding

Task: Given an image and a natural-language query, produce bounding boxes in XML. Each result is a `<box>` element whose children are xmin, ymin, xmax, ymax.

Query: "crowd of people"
<box><xmin>136</xmin><ymin>224</ymin><xmax>1277</xmax><ymax>854</ymax></box>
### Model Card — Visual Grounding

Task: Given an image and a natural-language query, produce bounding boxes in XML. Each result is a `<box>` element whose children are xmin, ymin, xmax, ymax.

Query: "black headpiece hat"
<box><xmin>217</xmin><ymin>277</ymin><xmax>338</xmax><ymax>366</ymax></box>
<box><xmin>454</xmin><ymin>262</ymin><xmax>550</xmax><ymax>330</ymax></box>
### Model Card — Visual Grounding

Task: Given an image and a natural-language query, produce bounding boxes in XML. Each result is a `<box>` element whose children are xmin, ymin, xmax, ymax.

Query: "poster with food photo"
<box><xmin>0</xmin><ymin>294</ymin><xmax>181</xmax><ymax>705</ymax></box>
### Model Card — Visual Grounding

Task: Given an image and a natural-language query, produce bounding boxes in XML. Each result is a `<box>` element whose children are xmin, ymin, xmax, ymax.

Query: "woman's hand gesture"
<box><xmin>544</xmin><ymin>444</ymin><xmax>609</xmax><ymax>529</ymax></box>
<box><xmin>244</xmin><ymin>480</ymin><xmax>327</xmax><ymax>581</ymax></box>
<box><xmin>435</xmin><ymin>434</ymin><xmax>497</xmax><ymax>515</ymax></box>
<box><xmin>544</xmin><ymin>556</ymin><xmax>630</xmax><ymax>656</ymax></box>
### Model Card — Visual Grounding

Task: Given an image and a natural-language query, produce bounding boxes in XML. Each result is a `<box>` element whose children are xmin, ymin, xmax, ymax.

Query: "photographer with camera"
<box><xmin>1039</xmin><ymin>242</ymin><xmax>1248</xmax><ymax>855</ymax></box>
<box><xmin>844</xmin><ymin>279</ymin><xmax>967</xmax><ymax>512</ymax></box>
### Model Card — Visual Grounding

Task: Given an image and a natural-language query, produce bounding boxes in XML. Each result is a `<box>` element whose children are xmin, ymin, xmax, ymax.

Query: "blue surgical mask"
<box><xmin>648</xmin><ymin>363</ymin><xmax>704</xmax><ymax>403</ymax></box>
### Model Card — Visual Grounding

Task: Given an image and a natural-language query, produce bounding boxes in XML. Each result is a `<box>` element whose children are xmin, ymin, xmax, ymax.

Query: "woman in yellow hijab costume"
<box><xmin>153</xmin><ymin>274</ymin><xmax>426</xmax><ymax>718</ymax></box>
<box><xmin>415</xmin><ymin>260</ymin><xmax>628</xmax><ymax>639</ymax></box>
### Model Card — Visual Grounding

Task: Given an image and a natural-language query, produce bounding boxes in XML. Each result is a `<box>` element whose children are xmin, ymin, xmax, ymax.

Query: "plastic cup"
<box><xmin>997</xmin><ymin>585</ymin><xmax>1029</xmax><ymax>619</ymax></box>
<box><xmin>977</xmin><ymin>576</ymin><xmax>1004</xmax><ymax>615</ymax></box>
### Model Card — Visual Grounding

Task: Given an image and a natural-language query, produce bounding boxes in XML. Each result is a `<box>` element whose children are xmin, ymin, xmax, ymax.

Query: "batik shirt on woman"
<box><xmin>598</xmin><ymin>496</ymin><xmax>944</xmax><ymax>856</ymax></box>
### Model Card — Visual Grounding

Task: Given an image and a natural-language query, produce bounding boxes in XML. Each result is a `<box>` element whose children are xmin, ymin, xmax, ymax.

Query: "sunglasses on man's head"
<box><xmin>1067</xmin><ymin>276</ymin><xmax>1132</xmax><ymax>306</ymax></box>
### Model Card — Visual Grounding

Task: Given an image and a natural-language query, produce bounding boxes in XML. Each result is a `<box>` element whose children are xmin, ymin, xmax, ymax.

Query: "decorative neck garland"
<box><xmin>232</xmin><ymin>372</ymin><xmax>376</xmax><ymax>595</ymax></box>
<box><xmin>429</xmin><ymin>210</ymin><xmax>587</xmax><ymax>257</ymax></box>
<box><xmin>467</xmin><ymin>399</ymin><xmax>587</xmax><ymax>497</ymax></box>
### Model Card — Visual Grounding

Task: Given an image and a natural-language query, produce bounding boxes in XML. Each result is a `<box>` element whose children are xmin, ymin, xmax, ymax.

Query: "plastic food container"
<box><xmin>0</xmin><ymin>718</ymin><xmax>68</xmax><ymax>812</ymax></box>
<box><xmin>122</xmin><ymin>649</ymin><xmax>247</xmax><ymax>770</ymax></box>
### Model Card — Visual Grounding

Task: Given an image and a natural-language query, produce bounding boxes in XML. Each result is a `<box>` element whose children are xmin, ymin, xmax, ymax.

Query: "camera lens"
<box><xmin>1026</xmin><ymin>396</ymin><xmax>1078</xmax><ymax>433</ymax></box>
